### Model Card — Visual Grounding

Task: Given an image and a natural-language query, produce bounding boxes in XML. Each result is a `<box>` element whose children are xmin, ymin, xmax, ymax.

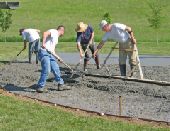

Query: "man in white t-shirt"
<box><xmin>94</xmin><ymin>20</ymin><xmax>138</xmax><ymax>76</ymax></box>
<box><xmin>19</xmin><ymin>28</ymin><xmax>40</xmax><ymax>64</ymax></box>
<box><xmin>36</xmin><ymin>25</ymin><xmax>70</xmax><ymax>93</ymax></box>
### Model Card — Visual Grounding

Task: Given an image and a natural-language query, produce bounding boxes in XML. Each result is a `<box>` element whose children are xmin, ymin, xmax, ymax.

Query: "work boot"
<box><xmin>97</xmin><ymin>65</ymin><xmax>101</xmax><ymax>69</ymax></box>
<box><xmin>84</xmin><ymin>59</ymin><xmax>88</xmax><ymax>71</ymax></box>
<box><xmin>29</xmin><ymin>59</ymin><xmax>32</xmax><ymax>64</ymax></box>
<box><xmin>36</xmin><ymin>87</ymin><xmax>48</xmax><ymax>93</ymax></box>
<box><xmin>29</xmin><ymin>84</ymin><xmax>39</xmax><ymax>90</ymax></box>
<box><xmin>119</xmin><ymin>64</ymin><xmax>126</xmax><ymax>76</ymax></box>
<box><xmin>58</xmin><ymin>84</ymin><xmax>71</xmax><ymax>91</ymax></box>
<box><xmin>94</xmin><ymin>56</ymin><xmax>100</xmax><ymax>69</ymax></box>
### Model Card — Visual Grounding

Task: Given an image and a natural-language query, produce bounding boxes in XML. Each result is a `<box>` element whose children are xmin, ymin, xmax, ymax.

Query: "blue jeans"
<box><xmin>37</xmin><ymin>49</ymin><xmax>64</xmax><ymax>88</ymax></box>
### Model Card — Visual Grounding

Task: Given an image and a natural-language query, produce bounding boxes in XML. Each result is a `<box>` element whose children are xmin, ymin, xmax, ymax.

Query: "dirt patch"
<box><xmin>0</xmin><ymin>61</ymin><xmax>170</xmax><ymax>123</ymax></box>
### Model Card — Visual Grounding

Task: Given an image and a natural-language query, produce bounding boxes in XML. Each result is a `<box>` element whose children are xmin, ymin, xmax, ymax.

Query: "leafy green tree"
<box><xmin>103</xmin><ymin>12</ymin><xmax>111</xmax><ymax>24</ymax></box>
<box><xmin>0</xmin><ymin>9</ymin><xmax>12</xmax><ymax>42</ymax></box>
<box><xmin>147</xmin><ymin>0</ymin><xmax>165</xmax><ymax>44</ymax></box>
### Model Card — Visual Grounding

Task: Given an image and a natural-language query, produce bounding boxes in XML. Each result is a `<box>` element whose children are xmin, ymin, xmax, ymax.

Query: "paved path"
<box><xmin>58</xmin><ymin>53</ymin><xmax>170</xmax><ymax>66</ymax></box>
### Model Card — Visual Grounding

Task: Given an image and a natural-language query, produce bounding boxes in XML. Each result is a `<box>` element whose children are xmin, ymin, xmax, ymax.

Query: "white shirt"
<box><xmin>102</xmin><ymin>23</ymin><xmax>130</xmax><ymax>43</ymax></box>
<box><xmin>45</xmin><ymin>29</ymin><xmax>59</xmax><ymax>52</ymax></box>
<box><xmin>22</xmin><ymin>29</ymin><xmax>40</xmax><ymax>42</ymax></box>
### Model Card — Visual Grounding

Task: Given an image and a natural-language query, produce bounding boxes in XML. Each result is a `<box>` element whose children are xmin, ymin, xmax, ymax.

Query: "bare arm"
<box><xmin>93</xmin><ymin>40</ymin><xmax>105</xmax><ymax>57</ymax></box>
<box><xmin>77</xmin><ymin>42</ymin><xmax>84</xmax><ymax>58</ymax></box>
<box><xmin>42</xmin><ymin>31</ymin><xmax>51</xmax><ymax>49</ymax></box>
<box><xmin>42</xmin><ymin>31</ymin><xmax>62</xmax><ymax>62</ymax></box>
<box><xmin>125</xmin><ymin>26</ymin><xmax>136</xmax><ymax>44</ymax></box>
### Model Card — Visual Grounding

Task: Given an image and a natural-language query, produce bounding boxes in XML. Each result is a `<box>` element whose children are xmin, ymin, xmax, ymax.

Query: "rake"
<box><xmin>75</xmin><ymin>44</ymin><xmax>90</xmax><ymax>67</ymax></box>
<box><xmin>17</xmin><ymin>48</ymin><xmax>25</xmax><ymax>56</ymax></box>
<box><xmin>46</xmin><ymin>49</ymin><xmax>87</xmax><ymax>78</ymax></box>
<box><xmin>45</xmin><ymin>49</ymin><xmax>74</xmax><ymax>75</ymax></box>
<box><xmin>100</xmin><ymin>42</ymin><xmax>118</xmax><ymax>76</ymax></box>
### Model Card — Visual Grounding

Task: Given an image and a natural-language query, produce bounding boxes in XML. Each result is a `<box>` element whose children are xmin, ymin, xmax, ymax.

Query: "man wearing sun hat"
<box><xmin>75</xmin><ymin>22</ymin><xmax>100</xmax><ymax>71</ymax></box>
<box><xmin>93</xmin><ymin>20</ymin><xmax>138</xmax><ymax>77</ymax></box>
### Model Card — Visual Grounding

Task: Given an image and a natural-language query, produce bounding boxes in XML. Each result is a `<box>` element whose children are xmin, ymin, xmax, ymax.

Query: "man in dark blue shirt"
<box><xmin>75</xmin><ymin>22</ymin><xmax>100</xmax><ymax>71</ymax></box>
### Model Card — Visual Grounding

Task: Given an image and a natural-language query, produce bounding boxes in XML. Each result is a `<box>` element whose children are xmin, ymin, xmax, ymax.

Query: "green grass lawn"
<box><xmin>0</xmin><ymin>93</ymin><xmax>169</xmax><ymax>131</ymax></box>
<box><xmin>0</xmin><ymin>0</ymin><xmax>170</xmax><ymax>42</ymax></box>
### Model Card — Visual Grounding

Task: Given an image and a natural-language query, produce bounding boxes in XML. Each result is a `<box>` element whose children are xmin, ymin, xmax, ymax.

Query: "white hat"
<box><xmin>75</xmin><ymin>22</ymin><xmax>88</xmax><ymax>32</ymax></box>
<box><xmin>99</xmin><ymin>20</ymin><xmax>108</xmax><ymax>30</ymax></box>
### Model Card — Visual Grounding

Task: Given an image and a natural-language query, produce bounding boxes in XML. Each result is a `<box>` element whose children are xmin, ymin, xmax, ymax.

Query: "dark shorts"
<box><xmin>81</xmin><ymin>43</ymin><xmax>97</xmax><ymax>61</ymax></box>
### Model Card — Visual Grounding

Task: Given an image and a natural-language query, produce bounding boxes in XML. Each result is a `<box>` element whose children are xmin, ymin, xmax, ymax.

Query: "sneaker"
<box><xmin>36</xmin><ymin>87</ymin><xmax>48</xmax><ymax>93</ymax></box>
<box><xmin>58</xmin><ymin>84</ymin><xmax>71</xmax><ymax>91</ymax></box>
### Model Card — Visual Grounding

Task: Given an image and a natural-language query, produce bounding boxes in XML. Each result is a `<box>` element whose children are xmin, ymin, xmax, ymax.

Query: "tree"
<box><xmin>0</xmin><ymin>9</ymin><xmax>12</xmax><ymax>42</ymax></box>
<box><xmin>147</xmin><ymin>0</ymin><xmax>165</xmax><ymax>44</ymax></box>
<box><xmin>103</xmin><ymin>12</ymin><xmax>111</xmax><ymax>24</ymax></box>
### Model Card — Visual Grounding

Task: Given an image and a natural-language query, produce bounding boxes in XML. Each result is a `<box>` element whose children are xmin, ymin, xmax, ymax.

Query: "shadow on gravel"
<box><xmin>3</xmin><ymin>84</ymin><xmax>37</xmax><ymax>93</ymax></box>
<box><xmin>46</xmin><ymin>73</ymin><xmax>81</xmax><ymax>85</ymax></box>
<box><xmin>0</xmin><ymin>60</ymin><xmax>29</xmax><ymax>64</ymax></box>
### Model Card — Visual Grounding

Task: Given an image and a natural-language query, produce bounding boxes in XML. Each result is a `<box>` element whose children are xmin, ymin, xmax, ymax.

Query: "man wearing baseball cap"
<box><xmin>94</xmin><ymin>20</ymin><xmax>138</xmax><ymax>77</ymax></box>
<box><xmin>75</xmin><ymin>22</ymin><xmax>100</xmax><ymax>71</ymax></box>
<box><xmin>19</xmin><ymin>28</ymin><xmax>40</xmax><ymax>64</ymax></box>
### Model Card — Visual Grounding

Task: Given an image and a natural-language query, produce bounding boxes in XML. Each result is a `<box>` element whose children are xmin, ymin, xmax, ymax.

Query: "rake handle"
<box><xmin>46</xmin><ymin>49</ymin><xmax>73</xmax><ymax>72</ymax></box>
<box><xmin>103</xmin><ymin>42</ymin><xmax>118</xmax><ymax>65</ymax></box>
<box><xmin>17</xmin><ymin>48</ymin><xmax>25</xmax><ymax>56</ymax></box>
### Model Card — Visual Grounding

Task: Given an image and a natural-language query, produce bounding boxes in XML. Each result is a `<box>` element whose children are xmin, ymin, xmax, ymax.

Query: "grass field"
<box><xmin>0</xmin><ymin>0</ymin><xmax>170</xmax><ymax>42</ymax></box>
<box><xmin>0</xmin><ymin>92</ymin><xmax>169</xmax><ymax>131</ymax></box>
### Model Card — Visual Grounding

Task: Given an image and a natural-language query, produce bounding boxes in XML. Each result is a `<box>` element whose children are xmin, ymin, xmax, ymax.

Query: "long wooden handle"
<box><xmin>136</xmin><ymin>50</ymin><xmax>144</xmax><ymax>79</ymax></box>
<box><xmin>103</xmin><ymin>42</ymin><xmax>118</xmax><ymax>65</ymax></box>
<box><xmin>17</xmin><ymin>49</ymin><xmax>24</xmax><ymax>56</ymax></box>
<box><xmin>46</xmin><ymin>49</ymin><xmax>73</xmax><ymax>72</ymax></box>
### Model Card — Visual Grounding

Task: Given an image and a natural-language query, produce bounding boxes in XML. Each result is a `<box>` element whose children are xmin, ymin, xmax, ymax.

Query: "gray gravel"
<box><xmin>0</xmin><ymin>59</ymin><xmax>170</xmax><ymax>122</ymax></box>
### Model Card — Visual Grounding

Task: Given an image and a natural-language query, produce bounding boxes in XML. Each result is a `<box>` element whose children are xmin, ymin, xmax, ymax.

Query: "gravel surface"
<box><xmin>0</xmin><ymin>60</ymin><xmax>170</xmax><ymax>122</ymax></box>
